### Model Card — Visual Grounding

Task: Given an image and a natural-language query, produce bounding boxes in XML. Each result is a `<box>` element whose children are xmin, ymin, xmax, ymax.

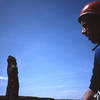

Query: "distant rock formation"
<box><xmin>6</xmin><ymin>56</ymin><xmax>19</xmax><ymax>100</ymax></box>
<box><xmin>3</xmin><ymin>56</ymin><xmax>55</xmax><ymax>100</ymax></box>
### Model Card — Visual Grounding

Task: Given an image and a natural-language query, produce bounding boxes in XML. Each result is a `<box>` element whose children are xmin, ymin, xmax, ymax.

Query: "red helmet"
<box><xmin>78</xmin><ymin>1</ymin><xmax>100</xmax><ymax>23</ymax></box>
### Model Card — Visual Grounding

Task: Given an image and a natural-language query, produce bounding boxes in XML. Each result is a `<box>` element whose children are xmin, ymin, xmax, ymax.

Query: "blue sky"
<box><xmin>0</xmin><ymin>0</ymin><xmax>96</xmax><ymax>99</ymax></box>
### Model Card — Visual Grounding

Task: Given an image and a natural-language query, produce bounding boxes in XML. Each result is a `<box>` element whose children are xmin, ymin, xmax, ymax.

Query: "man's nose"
<box><xmin>82</xmin><ymin>27</ymin><xmax>87</xmax><ymax>35</ymax></box>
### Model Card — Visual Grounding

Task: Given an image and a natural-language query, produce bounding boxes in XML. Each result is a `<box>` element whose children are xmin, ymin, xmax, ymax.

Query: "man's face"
<box><xmin>80</xmin><ymin>16</ymin><xmax>100</xmax><ymax>44</ymax></box>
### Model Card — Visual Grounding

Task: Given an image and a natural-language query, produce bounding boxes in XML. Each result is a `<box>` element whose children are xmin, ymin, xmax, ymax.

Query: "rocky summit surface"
<box><xmin>0</xmin><ymin>96</ymin><xmax>54</xmax><ymax>100</ymax></box>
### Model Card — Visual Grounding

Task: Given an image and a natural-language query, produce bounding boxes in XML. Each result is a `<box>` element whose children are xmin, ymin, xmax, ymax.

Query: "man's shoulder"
<box><xmin>95</xmin><ymin>46</ymin><xmax>100</xmax><ymax>64</ymax></box>
<box><xmin>95</xmin><ymin>46</ymin><xmax>100</xmax><ymax>54</ymax></box>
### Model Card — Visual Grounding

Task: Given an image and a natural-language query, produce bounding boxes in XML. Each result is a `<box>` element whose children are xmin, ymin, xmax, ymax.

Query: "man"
<box><xmin>78</xmin><ymin>1</ymin><xmax>100</xmax><ymax>100</ymax></box>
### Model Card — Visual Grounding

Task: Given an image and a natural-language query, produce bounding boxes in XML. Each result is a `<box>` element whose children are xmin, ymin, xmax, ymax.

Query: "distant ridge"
<box><xmin>0</xmin><ymin>96</ymin><xmax>54</xmax><ymax>100</ymax></box>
